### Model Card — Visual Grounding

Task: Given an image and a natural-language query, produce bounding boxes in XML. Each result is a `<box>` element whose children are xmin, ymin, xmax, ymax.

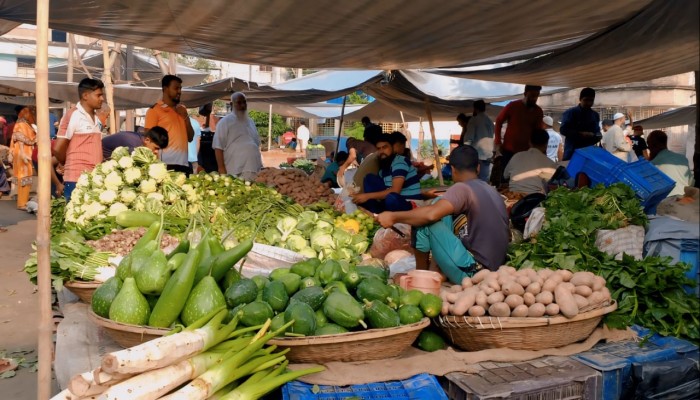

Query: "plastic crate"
<box><xmin>606</xmin><ymin>159</ymin><xmax>675</xmax><ymax>214</ymax></box>
<box><xmin>306</xmin><ymin>148</ymin><xmax>327</xmax><ymax>160</ymax></box>
<box><xmin>566</xmin><ymin>146</ymin><xmax>625</xmax><ymax>186</ymax></box>
<box><xmin>441</xmin><ymin>356</ymin><xmax>601</xmax><ymax>400</ymax></box>
<box><xmin>571</xmin><ymin>328</ymin><xmax>699</xmax><ymax>400</ymax></box>
<box><xmin>282</xmin><ymin>374</ymin><xmax>448</xmax><ymax>400</ymax></box>
<box><xmin>680</xmin><ymin>239</ymin><xmax>699</xmax><ymax>296</ymax></box>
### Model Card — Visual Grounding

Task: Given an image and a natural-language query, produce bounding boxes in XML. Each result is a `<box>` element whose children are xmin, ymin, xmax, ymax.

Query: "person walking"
<box><xmin>9</xmin><ymin>105</ymin><xmax>37</xmax><ymax>210</ymax></box>
<box><xmin>296</xmin><ymin>121</ymin><xmax>310</xmax><ymax>153</ymax></box>
<box><xmin>559</xmin><ymin>87</ymin><xmax>602</xmax><ymax>161</ymax></box>
<box><xmin>213</xmin><ymin>92</ymin><xmax>263</xmax><ymax>181</ymax></box>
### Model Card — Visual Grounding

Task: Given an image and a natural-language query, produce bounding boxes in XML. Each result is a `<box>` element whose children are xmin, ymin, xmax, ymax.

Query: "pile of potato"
<box><xmin>440</xmin><ymin>266</ymin><xmax>611</xmax><ymax>319</ymax></box>
<box><xmin>256</xmin><ymin>168</ymin><xmax>336</xmax><ymax>206</ymax></box>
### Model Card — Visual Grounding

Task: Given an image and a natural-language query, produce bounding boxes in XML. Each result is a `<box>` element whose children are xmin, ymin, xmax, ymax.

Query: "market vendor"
<box><xmin>338</xmin><ymin>137</ymin><xmax>379</xmax><ymax>190</ymax></box>
<box><xmin>376</xmin><ymin>145</ymin><xmax>509</xmax><ymax>283</ymax></box>
<box><xmin>321</xmin><ymin>151</ymin><xmax>348</xmax><ymax>188</ymax></box>
<box><xmin>503</xmin><ymin>128</ymin><xmax>557</xmax><ymax>195</ymax></box>
<box><xmin>101</xmin><ymin>126</ymin><xmax>170</xmax><ymax>159</ymax></box>
<box><xmin>351</xmin><ymin>134</ymin><xmax>422</xmax><ymax>213</ymax></box>
<box><xmin>390</xmin><ymin>131</ymin><xmax>432</xmax><ymax>178</ymax></box>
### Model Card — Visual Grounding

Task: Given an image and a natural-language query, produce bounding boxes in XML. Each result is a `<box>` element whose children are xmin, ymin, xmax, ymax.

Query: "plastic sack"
<box><xmin>623</xmin><ymin>358</ymin><xmax>700</xmax><ymax>400</ymax></box>
<box><xmin>596</xmin><ymin>225</ymin><xmax>645</xmax><ymax>260</ymax></box>
<box><xmin>369</xmin><ymin>223</ymin><xmax>412</xmax><ymax>260</ymax></box>
<box><xmin>388</xmin><ymin>255</ymin><xmax>417</xmax><ymax>278</ymax></box>
<box><xmin>523</xmin><ymin>207</ymin><xmax>546</xmax><ymax>239</ymax></box>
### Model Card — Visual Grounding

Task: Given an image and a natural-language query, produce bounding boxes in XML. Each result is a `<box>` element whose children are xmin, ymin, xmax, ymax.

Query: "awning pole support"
<box><xmin>335</xmin><ymin>95</ymin><xmax>348</xmax><ymax>154</ymax></box>
<box><xmin>267</xmin><ymin>104</ymin><xmax>273</xmax><ymax>152</ymax></box>
<box><xmin>424</xmin><ymin>98</ymin><xmax>444</xmax><ymax>185</ymax></box>
<box><xmin>102</xmin><ymin>41</ymin><xmax>116</xmax><ymax>134</ymax></box>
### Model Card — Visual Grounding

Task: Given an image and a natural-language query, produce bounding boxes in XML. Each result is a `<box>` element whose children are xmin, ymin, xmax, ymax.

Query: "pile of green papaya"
<box><xmin>221</xmin><ymin>258</ymin><xmax>443</xmax><ymax>337</ymax></box>
<box><xmin>91</xmin><ymin>221</ymin><xmax>254</xmax><ymax>329</ymax></box>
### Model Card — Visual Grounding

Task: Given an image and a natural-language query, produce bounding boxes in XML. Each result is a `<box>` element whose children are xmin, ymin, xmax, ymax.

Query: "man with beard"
<box><xmin>493</xmin><ymin>85</ymin><xmax>544</xmax><ymax>169</ymax></box>
<box><xmin>376</xmin><ymin>145</ymin><xmax>509</xmax><ymax>283</ymax></box>
<box><xmin>350</xmin><ymin>134</ymin><xmax>421</xmax><ymax>213</ymax></box>
<box><xmin>559</xmin><ymin>87</ymin><xmax>602</xmax><ymax>161</ymax></box>
<box><xmin>145</xmin><ymin>75</ymin><xmax>195</xmax><ymax>174</ymax></box>
<box><xmin>213</xmin><ymin>92</ymin><xmax>263</xmax><ymax>181</ymax></box>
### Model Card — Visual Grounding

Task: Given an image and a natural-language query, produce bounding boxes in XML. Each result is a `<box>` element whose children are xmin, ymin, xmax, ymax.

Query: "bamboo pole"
<box><xmin>424</xmin><ymin>98</ymin><xmax>444</xmax><ymax>185</ymax></box>
<box><xmin>101</xmin><ymin>41</ymin><xmax>116</xmax><ymax>134</ymax></box>
<box><xmin>417</xmin><ymin>117</ymin><xmax>424</xmax><ymax>161</ymax></box>
<box><xmin>399</xmin><ymin>110</ymin><xmax>409</xmax><ymax>153</ymax></box>
<box><xmin>35</xmin><ymin>0</ymin><xmax>52</xmax><ymax>398</ymax></box>
<box><xmin>70</xmin><ymin>34</ymin><xmax>92</xmax><ymax>78</ymax></box>
<box><xmin>153</xmin><ymin>51</ymin><xmax>169</xmax><ymax>75</ymax></box>
<box><xmin>169</xmin><ymin>53</ymin><xmax>177</xmax><ymax>75</ymax></box>
<box><xmin>335</xmin><ymin>95</ymin><xmax>348</xmax><ymax>153</ymax></box>
<box><xmin>267</xmin><ymin>104</ymin><xmax>272</xmax><ymax>152</ymax></box>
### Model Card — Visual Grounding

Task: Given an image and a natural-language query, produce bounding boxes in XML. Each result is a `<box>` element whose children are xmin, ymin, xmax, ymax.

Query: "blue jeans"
<box><xmin>64</xmin><ymin>181</ymin><xmax>76</xmax><ymax>202</ymax></box>
<box><xmin>361</xmin><ymin>174</ymin><xmax>414</xmax><ymax>214</ymax></box>
<box><xmin>478</xmin><ymin>160</ymin><xmax>492</xmax><ymax>182</ymax></box>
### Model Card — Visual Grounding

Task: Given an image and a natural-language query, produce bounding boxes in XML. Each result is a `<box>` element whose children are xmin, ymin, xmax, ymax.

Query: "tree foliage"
<box><xmin>248</xmin><ymin>110</ymin><xmax>291</xmax><ymax>140</ymax></box>
<box><xmin>344</xmin><ymin>122</ymin><xmax>365</xmax><ymax>139</ymax></box>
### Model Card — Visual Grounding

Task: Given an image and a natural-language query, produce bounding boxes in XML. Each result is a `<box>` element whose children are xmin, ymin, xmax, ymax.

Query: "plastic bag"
<box><xmin>623</xmin><ymin>358</ymin><xmax>700</xmax><ymax>400</ymax></box>
<box><xmin>388</xmin><ymin>255</ymin><xmax>416</xmax><ymax>278</ymax></box>
<box><xmin>369</xmin><ymin>223</ymin><xmax>412</xmax><ymax>260</ymax></box>
<box><xmin>595</xmin><ymin>225</ymin><xmax>645</xmax><ymax>260</ymax></box>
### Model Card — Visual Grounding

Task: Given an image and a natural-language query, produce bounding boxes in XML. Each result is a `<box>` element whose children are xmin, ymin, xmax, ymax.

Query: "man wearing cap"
<box><xmin>560</xmin><ymin>87</ymin><xmax>602</xmax><ymax>161</ymax></box>
<box><xmin>542</xmin><ymin>116</ymin><xmax>563</xmax><ymax>163</ymax></box>
<box><xmin>464</xmin><ymin>100</ymin><xmax>495</xmax><ymax>181</ymax></box>
<box><xmin>602</xmin><ymin>112</ymin><xmax>632</xmax><ymax>161</ymax></box>
<box><xmin>376</xmin><ymin>145</ymin><xmax>509</xmax><ymax>283</ymax></box>
<box><xmin>351</xmin><ymin>134</ymin><xmax>421</xmax><ymax>213</ymax></box>
<box><xmin>630</xmin><ymin>125</ymin><xmax>649</xmax><ymax>160</ymax></box>
<box><xmin>494</xmin><ymin>85</ymin><xmax>543</xmax><ymax>167</ymax></box>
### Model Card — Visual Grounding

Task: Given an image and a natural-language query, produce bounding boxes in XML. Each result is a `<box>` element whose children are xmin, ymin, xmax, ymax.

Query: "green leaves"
<box><xmin>618</xmin><ymin>272</ymin><xmax>636</xmax><ymax>289</ymax></box>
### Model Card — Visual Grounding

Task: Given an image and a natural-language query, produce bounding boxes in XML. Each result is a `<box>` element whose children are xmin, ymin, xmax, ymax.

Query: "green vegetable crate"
<box><xmin>268</xmin><ymin>318</ymin><xmax>430</xmax><ymax>364</ymax></box>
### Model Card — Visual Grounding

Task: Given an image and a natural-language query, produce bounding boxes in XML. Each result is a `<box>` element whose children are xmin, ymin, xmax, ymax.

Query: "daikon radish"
<box><xmin>102</xmin><ymin>308</ymin><xmax>235</xmax><ymax>374</ymax></box>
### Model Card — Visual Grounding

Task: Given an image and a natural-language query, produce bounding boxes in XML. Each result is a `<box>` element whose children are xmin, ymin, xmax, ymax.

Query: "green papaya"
<box><xmin>269</xmin><ymin>268</ymin><xmax>291</xmax><ymax>281</ymax></box>
<box><xmin>275</xmin><ymin>273</ymin><xmax>302</xmax><ymax>296</ymax></box>
<box><xmin>91</xmin><ymin>277</ymin><xmax>122</xmax><ymax>318</ymax></box>
<box><xmin>325</xmin><ymin>281</ymin><xmax>349</xmax><ymax>295</ymax></box>
<box><xmin>224</xmin><ymin>278</ymin><xmax>258</xmax><ymax>308</ymax></box>
<box><xmin>109</xmin><ymin>277</ymin><xmax>150</xmax><ymax>325</ymax></box>
<box><xmin>342</xmin><ymin>269</ymin><xmax>362</xmax><ymax>289</ymax></box>
<box><xmin>221</xmin><ymin>268</ymin><xmax>241</xmax><ymax>291</ymax></box>
<box><xmin>356</xmin><ymin>265</ymin><xmax>388</xmax><ymax>281</ymax></box>
<box><xmin>290</xmin><ymin>286</ymin><xmax>327</xmax><ymax>311</ymax></box>
<box><xmin>180</xmin><ymin>276</ymin><xmax>227</xmax><ymax>326</ymax></box>
<box><xmin>415</xmin><ymin>331</ymin><xmax>446</xmax><ymax>352</ymax></box>
<box><xmin>270</xmin><ymin>313</ymin><xmax>287</xmax><ymax>336</ymax></box>
<box><xmin>290</xmin><ymin>259</ymin><xmax>320</xmax><ymax>278</ymax></box>
<box><xmin>316</xmin><ymin>260</ymin><xmax>343</xmax><ymax>285</ymax></box>
<box><xmin>400</xmin><ymin>289</ymin><xmax>424</xmax><ymax>307</ymax></box>
<box><xmin>251</xmin><ymin>275</ymin><xmax>270</xmax><ymax>291</ymax></box>
<box><xmin>419</xmin><ymin>294</ymin><xmax>443</xmax><ymax>318</ymax></box>
<box><xmin>398</xmin><ymin>305</ymin><xmax>424</xmax><ymax>325</ymax></box>
<box><xmin>314</xmin><ymin>323</ymin><xmax>348</xmax><ymax>336</ymax></box>
<box><xmin>224</xmin><ymin>303</ymin><xmax>246</xmax><ymax>324</ymax></box>
<box><xmin>356</xmin><ymin>279</ymin><xmax>392</xmax><ymax>303</ymax></box>
<box><xmin>239</xmin><ymin>301</ymin><xmax>274</xmax><ymax>327</ymax></box>
<box><xmin>284</xmin><ymin>302</ymin><xmax>316</xmax><ymax>336</ymax></box>
<box><xmin>363</xmin><ymin>299</ymin><xmax>400</xmax><ymax>329</ymax></box>
<box><xmin>322</xmin><ymin>291</ymin><xmax>366</xmax><ymax>329</ymax></box>
<box><xmin>262</xmin><ymin>281</ymin><xmax>289</xmax><ymax>312</ymax></box>
<box><xmin>300</xmin><ymin>276</ymin><xmax>322</xmax><ymax>289</ymax></box>
<box><xmin>314</xmin><ymin>309</ymin><xmax>328</xmax><ymax>328</ymax></box>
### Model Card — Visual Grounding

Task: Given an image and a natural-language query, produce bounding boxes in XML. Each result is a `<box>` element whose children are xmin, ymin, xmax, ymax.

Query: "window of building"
<box><xmin>51</xmin><ymin>30</ymin><xmax>67</xmax><ymax>43</ymax></box>
<box><xmin>259</xmin><ymin>65</ymin><xmax>273</xmax><ymax>72</ymax></box>
<box><xmin>17</xmin><ymin>57</ymin><xmax>35</xmax><ymax>78</ymax></box>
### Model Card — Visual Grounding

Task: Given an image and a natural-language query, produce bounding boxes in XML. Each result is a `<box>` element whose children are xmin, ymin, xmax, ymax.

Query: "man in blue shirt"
<box><xmin>560</xmin><ymin>87</ymin><xmax>602</xmax><ymax>161</ymax></box>
<box><xmin>351</xmin><ymin>134</ymin><xmax>421</xmax><ymax>213</ymax></box>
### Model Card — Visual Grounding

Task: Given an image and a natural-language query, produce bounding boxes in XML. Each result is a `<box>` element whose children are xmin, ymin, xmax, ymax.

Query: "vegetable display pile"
<box><xmin>86</xmin><ymin>227</ymin><xmax>179</xmax><ymax>256</ymax></box>
<box><xmin>24</xmin><ymin>231</ymin><xmax>112</xmax><ymax>291</ymax></box>
<box><xmin>420</xmin><ymin>178</ymin><xmax>453</xmax><ymax>188</ymax></box>
<box><xmin>440</xmin><ymin>266</ymin><xmax>612</xmax><ymax>318</ymax></box>
<box><xmin>509</xmin><ymin>184</ymin><xmax>699</xmax><ymax>342</ymax></box>
<box><xmin>255</xmin><ymin>168</ymin><xmax>336</xmax><ymax>206</ymax></box>
<box><xmin>53</xmin><ymin>311</ymin><xmax>323</xmax><ymax>400</ymax></box>
<box><xmin>279</xmin><ymin>159</ymin><xmax>316</xmax><ymax>175</ymax></box>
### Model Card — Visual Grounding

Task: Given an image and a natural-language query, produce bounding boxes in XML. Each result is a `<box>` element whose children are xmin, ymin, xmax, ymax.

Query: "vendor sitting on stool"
<box><xmin>376</xmin><ymin>145</ymin><xmax>509</xmax><ymax>284</ymax></box>
<box><xmin>351</xmin><ymin>134</ymin><xmax>421</xmax><ymax>213</ymax></box>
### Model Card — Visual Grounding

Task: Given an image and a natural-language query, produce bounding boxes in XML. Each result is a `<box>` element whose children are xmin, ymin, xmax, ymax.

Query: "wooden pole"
<box><xmin>169</xmin><ymin>53</ymin><xmax>177</xmax><ymax>75</ymax></box>
<box><xmin>153</xmin><ymin>51</ymin><xmax>169</xmax><ymax>75</ymax></box>
<box><xmin>101</xmin><ymin>41</ymin><xmax>116</xmax><ymax>134</ymax></box>
<box><xmin>417</xmin><ymin>117</ymin><xmax>425</xmax><ymax>161</ymax></box>
<box><xmin>424</xmin><ymin>98</ymin><xmax>444</xmax><ymax>185</ymax></box>
<box><xmin>65</xmin><ymin>33</ymin><xmax>74</xmax><ymax>111</ymax></box>
<box><xmin>335</xmin><ymin>95</ymin><xmax>348</xmax><ymax>153</ymax></box>
<box><xmin>35</xmin><ymin>0</ymin><xmax>52</xmax><ymax>398</ymax></box>
<box><xmin>267</xmin><ymin>104</ymin><xmax>272</xmax><ymax>152</ymax></box>
<box><xmin>399</xmin><ymin>110</ymin><xmax>409</xmax><ymax>153</ymax></box>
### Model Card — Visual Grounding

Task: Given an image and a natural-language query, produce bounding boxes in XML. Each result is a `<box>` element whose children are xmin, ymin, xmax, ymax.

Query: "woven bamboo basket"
<box><xmin>436</xmin><ymin>301</ymin><xmax>617</xmax><ymax>351</ymax></box>
<box><xmin>88</xmin><ymin>309</ymin><xmax>170</xmax><ymax>348</ymax></box>
<box><xmin>268</xmin><ymin>318</ymin><xmax>430</xmax><ymax>364</ymax></box>
<box><xmin>64</xmin><ymin>281</ymin><xmax>101</xmax><ymax>303</ymax></box>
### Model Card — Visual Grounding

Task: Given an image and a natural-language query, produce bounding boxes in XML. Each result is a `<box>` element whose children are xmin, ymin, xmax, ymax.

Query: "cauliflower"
<box><xmin>83</xmin><ymin>201</ymin><xmax>106</xmax><ymax>218</ymax></box>
<box><xmin>108</xmin><ymin>202</ymin><xmax>129</xmax><ymax>217</ymax></box>
<box><xmin>98</xmin><ymin>190</ymin><xmax>118</xmax><ymax>204</ymax></box>
<box><xmin>182</xmin><ymin>184</ymin><xmax>194</xmax><ymax>193</ymax></box>
<box><xmin>123</xmin><ymin>167</ymin><xmax>142</xmax><ymax>184</ymax></box>
<box><xmin>104</xmin><ymin>171</ymin><xmax>124</xmax><ymax>191</ymax></box>
<box><xmin>140</xmin><ymin>178</ymin><xmax>157</xmax><ymax>193</ymax></box>
<box><xmin>132</xmin><ymin>196</ymin><xmax>146</xmax><ymax>211</ymax></box>
<box><xmin>91</xmin><ymin>173</ymin><xmax>104</xmax><ymax>187</ymax></box>
<box><xmin>101</xmin><ymin>160</ymin><xmax>118</xmax><ymax>174</ymax></box>
<box><xmin>147</xmin><ymin>192</ymin><xmax>164</xmax><ymax>202</ymax></box>
<box><xmin>110</xmin><ymin>146</ymin><xmax>131</xmax><ymax>161</ymax></box>
<box><xmin>118</xmin><ymin>156</ymin><xmax>134</xmax><ymax>169</ymax></box>
<box><xmin>173</xmin><ymin>173</ymin><xmax>186</xmax><ymax>186</ymax></box>
<box><xmin>120</xmin><ymin>189</ymin><xmax>137</xmax><ymax>204</ymax></box>
<box><xmin>76</xmin><ymin>174</ymin><xmax>90</xmax><ymax>188</ymax></box>
<box><xmin>148</xmin><ymin>163</ymin><xmax>169</xmax><ymax>183</ymax></box>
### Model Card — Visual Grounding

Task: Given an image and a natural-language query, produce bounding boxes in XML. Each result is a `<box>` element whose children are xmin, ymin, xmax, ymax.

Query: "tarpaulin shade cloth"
<box><xmin>636</xmin><ymin>105</ymin><xmax>697</xmax><ymax>130</ymax></box>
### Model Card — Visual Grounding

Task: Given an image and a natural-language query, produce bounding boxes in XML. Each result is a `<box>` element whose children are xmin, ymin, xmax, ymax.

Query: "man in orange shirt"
<box><xmin>145</xmin><ymin>75</ymin><xmax>194</xmax><ymax>174</ymax></box>
<box><xmin>493</xmin><ymin>85</ymin><xmax>544</xmax><ymax>180</ymax></box>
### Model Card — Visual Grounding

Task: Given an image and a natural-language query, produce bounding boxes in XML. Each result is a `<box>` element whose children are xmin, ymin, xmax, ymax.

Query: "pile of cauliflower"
<box><xmin>65</xmin><ymin>147</ymin><xmax>188</xmax><ymax>226</ymax></box>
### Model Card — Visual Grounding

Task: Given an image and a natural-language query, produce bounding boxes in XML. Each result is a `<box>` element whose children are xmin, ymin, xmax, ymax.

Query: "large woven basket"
<box><xmin>88</xmin><ymin>309</ymin><xmax>170</xmax><ymax>348</ymax></box>
<box><xmin>64</xmin><ymin>281</ymin><xmax>101</xmax><ymax>303</ymax></box>
<box><xmin>269</xmin><ymin>318</ymin><xmax>430</xmax><ymax>364</ymax></box>
<box><xmin>436</xmin><ymin>301</ymin><xmax>617</xmax><ymax>351</ymax></box>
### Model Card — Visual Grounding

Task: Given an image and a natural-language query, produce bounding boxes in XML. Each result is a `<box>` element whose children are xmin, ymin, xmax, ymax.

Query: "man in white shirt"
<box><xmin>543</xmin><ymin>116</ymin><xmax>563</xmax><ymax>162</ymax></box>
<box><xmin>213</xmin><ymin>92</ymin><xmax>263</xmax><ymax>181</ymax></box>
<box><xmin>296</xmin><ymin>121</ymin><xmax>310</xmax><ymax>153</ymax></box>
<box><xmin>602</xmin><ymin>112</ymin><xmax>632</xmax><ymax>161</ymax></box>
<box><xmin>504</xmin><ymin>128</ymin><xmax>557</xmax><ymax>195</ymax></box>
<box><xmin>463</xmin><ymin>100</ymin><xmax>494</xmax><ymax>182</ymax></box>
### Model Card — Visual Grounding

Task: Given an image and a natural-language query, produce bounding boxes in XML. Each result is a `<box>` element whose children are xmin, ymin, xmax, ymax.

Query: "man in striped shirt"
<box><xmin>54</xmin><ymin>78</ymin><xmax>105</xmax><ymax>201</ymax></box>
<box><xmin>351</xmin><ymin>134</ymin><xmax>421</xmax><ymax>213</ymax></box>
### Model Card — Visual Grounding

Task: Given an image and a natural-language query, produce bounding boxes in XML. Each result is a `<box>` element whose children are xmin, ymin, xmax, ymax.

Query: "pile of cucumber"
<box><xmin>222</xmin><ymin>258</ymin><xmax>443</xmax><ymax>337</ymax></box>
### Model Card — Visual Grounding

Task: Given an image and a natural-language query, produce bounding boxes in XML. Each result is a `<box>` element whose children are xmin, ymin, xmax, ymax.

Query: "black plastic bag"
<box><xmin>623</xmin><ymin>358</ymin><xmax>700</xmax><ymax>400</ymax></box>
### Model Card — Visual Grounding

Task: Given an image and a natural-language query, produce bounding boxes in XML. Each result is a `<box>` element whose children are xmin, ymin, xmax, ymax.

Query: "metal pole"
<box><xmin>424</xmin><ymin>98</ymin><xmax>444</xmax><ymax>185</ymax></box>
<box><xmin>267</xmin><ymin>104</ymin><xmax>273</xmax><ymax>152</ymax></box>
<box><xmin>417</xmin><ymin>117</ymin><xmax>425</xmax><ymax>161</ymax></box>
<box><xmin>102</xmin><ymin>41</ymin><xmax>116</xmax><ymax>134</ymax></box>
<box><xmin>335</xmin><ymin>95</ymin><xmax>348</xmax><ymax>153</ymax></box>
<box><xmin>35</xmin><ymin>0</ymin><xmax>52</xmax><ymax>398</ymax></box>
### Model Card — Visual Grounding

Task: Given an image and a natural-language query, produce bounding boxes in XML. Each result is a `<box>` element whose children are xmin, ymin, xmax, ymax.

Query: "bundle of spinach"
<box><xmin>24</xmin><ymin>230</ymin><xmax>112</xmax><ymax>291</ymax></box>
<box><xmin>509</xmin><ymin>184</ymin><xmax>699</xmax><ymax>343</ymax></box>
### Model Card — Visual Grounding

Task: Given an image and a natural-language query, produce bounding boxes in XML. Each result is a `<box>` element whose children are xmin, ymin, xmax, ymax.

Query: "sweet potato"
<box><xmin>554</xmin><ymin>285</ymin><xmax>578</xmax><ymax>318</ymax></box>
<box><xmin>570</xmin><ymin>272</ymin><xmax>595</xmax><ymax>288</ymax></box>
<box><xmin>535</xmin><ymin>291</ymin><xmax>554</xmax><ymax>305</ymax></box>
<box><xmin>502</xmin><ymin>282</ymin><xmax>525</xmax><ymax>296</ymax></box>
<box><xmin>573</xmin><ymin>294</ymin><xmax>589</xmax><ymax>309</ymax></box>
<box><xmin>525</xmin><ymin>282</ymin><xmax>542</xmax><ymax>295</ymax></box>
<box><xmin>471</xmin><ymin>269</ymin><xmax>491</xmax><ymax>284</ymax></box>
<box><xmin>545</xmin><ymin>303</ymin><xmax>560</xmax><ymax>316</ymax></box>
<box><xmin>510</xmin><ymin>304</ymin><xmax>529</xmax><ymax>317</ymax></box>
<box><xmin>475</xmin><ymin>291</ymin><xmax>488</xmax><ymax>308</ymax></box>
<box><xmin>452</xmin><ymin>291</ymin><xmax>477</xmax><ymax>316</ymax></box>
<box><xmin>516</xmin><ymin>275</ymin><xmax>531</xmax><ymax>288</ymax></box>
<box><xmin>461</xmin><ymin>277</ymin><xmax>473</xmax><ymax>289</ymax></box>
<box><xmin>528</xmin><ymin>303</ymin><xmax>546</xmax><ymax>317</ymax></box>
<box><xmin>537</xmin><ymin>269</ymin><xmax>554</xmax><ymax>280</ymax></box>
<box><xmin>592</xmin><ymin>276</ymin><xmax>606</xmax><ymax>291</ymax></box>
<box><xmin>523</xmin><ymin>292</ymin><xmax>536</xmax><ymax>306</ymax></box>
<box><xmin>497</xmin><ymin>265</ymin><xmax>516</xmax><ymax>275</ymax></box>
<box><xmin>505</xmin><ymin>294</ymin><xmax>524</xmax><ymax>309</ymax></box>
<box><xmin>468</xmin><ymin>305</ymin><xmax>486</xmax><ymax>317</ymax></box>
<box><xmin>574</xmin><ymin>285</ymin><xmax>593</xmax><ymax>297</ymax></box>
<box><xmin>557</xmin><ymin>269</ymin><xmax>573</xmax><ymax>282</ymax></box>
<box><xmin>488</xmin><ymin>302</ymin><xmax>511</xmax><ymax>317</ymax></box>
<box><xmin>487</xmin><ymin>292</ymin><xmax>505</xmax><ymax>305</ymax></box>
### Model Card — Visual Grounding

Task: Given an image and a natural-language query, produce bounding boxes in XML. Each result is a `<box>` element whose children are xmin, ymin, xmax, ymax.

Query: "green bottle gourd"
<box><xmin>116</xmin><ymin>221</ymin><xmax>162</xmax><ymax>281</ymax></box>
<box><xmin>133</xmin><ymin>219</ymin><xmax>171</xmax><ymax>295</ymax></box>
<box><xmin>91</xmin><ymin>277</ymin><xmax>122</xmax><ymax>318</ymax></box>
<box><xmin>180</xmin><ymin>275</ymin><xmax>227</xmax><ymax>327</ymax></box>
<box><xmin>109</xmin><ymin>277</ymin><xmax>150</xmax><ymax>326</ymax></box>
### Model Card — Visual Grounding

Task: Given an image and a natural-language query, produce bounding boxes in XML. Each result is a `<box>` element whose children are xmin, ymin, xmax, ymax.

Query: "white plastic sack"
<box><xmin>389</xmin><ymin>256</ymin><xmax>417</xmax><ymax>278</ymax></box>
<box><xmin>523</xmin><ymin>207</ymin><xmax>546</xmax><ymax>239</ymax></box>
<box><xmin>595</xmin><ymin>225</ymin><xmax>645</xmax><ymax>260</ymax></box>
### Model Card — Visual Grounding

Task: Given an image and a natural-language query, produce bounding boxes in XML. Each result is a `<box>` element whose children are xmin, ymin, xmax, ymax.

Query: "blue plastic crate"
<box><xmin>680</xmin><ymin>239</ymin><xmax>699</xmax><ymax>296</ymax></box>
<box><xmin>282</xmin><ymin>374</ymin><xmax>448</xmax><ymax>400</ymax></box>
<box><xmin>566</xmin><ymin>146</ymin><xmax>625</xmax><ymax>186</ymax></box>
<box><xmin>606</xmin><ymin>159</ymin><xmax>675</xmax><ymax>214</ymax></box>
<box><xmin>571</xmin><ymin>328</ymin><xmax>698</xmax><ymax>400</ymax></box>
